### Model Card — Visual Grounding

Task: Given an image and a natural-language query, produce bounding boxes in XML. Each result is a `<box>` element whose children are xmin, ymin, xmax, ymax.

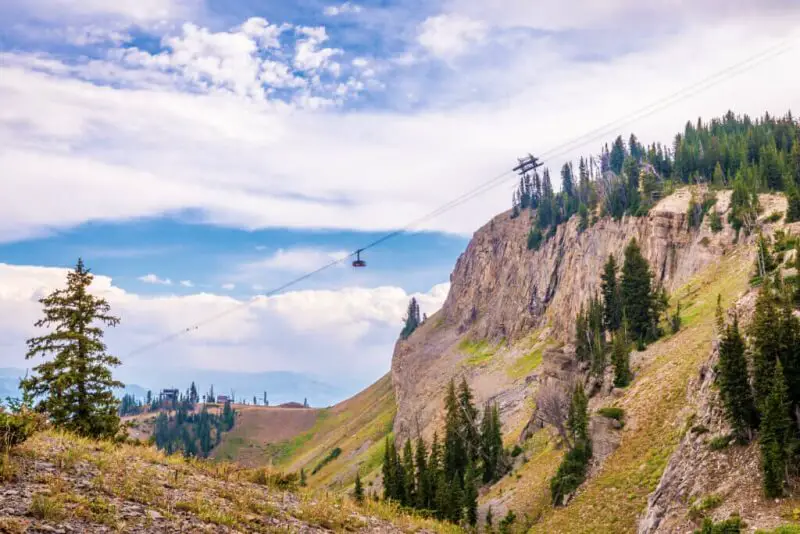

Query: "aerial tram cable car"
<box><xmin>352</xmin><ymin>249</ymin><xmax>367</xmax><ymax>268</ymax></box>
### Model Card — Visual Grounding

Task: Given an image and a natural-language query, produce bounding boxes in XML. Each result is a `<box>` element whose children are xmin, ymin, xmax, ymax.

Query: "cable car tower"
<box><xmin>512</xmin><ymin>154</ymin><xmax>543</xmax><ymax>177</ymax></box>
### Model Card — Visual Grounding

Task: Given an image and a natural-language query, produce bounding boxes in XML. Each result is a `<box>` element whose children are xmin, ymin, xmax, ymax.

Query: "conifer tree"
<box><xmin>463</xmin><ymin>461</ymin><xmax>479</xmax><ymax>526</ymax></box>
<box><xmin>400</xmin><ymin>298</ymin><xmax>421</xmax><ymax>340</ymax></box>
<box><xmin>415</xmin><ymin>436</ymin><xmax>431</xmax><ymax>509</ymax></box>
<box><xmin>751</xmin><ymin>285</ymin><xmax>781</xmax><ymax>406</ymax></box>
<box><xmin>759</xmin><ymin>361</ymin><xmax>791</xmax><ymax>498</ymax></box>
<box><xmin>444</xmin><ymin>379</ymin><xmax>466</xmax><ymax>482</ymax></box>
<box><xmin>610</xmin><ymin>136</ymin><xmax>626</xmax><ymax>175</ymax></box>
<box><xmin>620</xmin><ymin>238</ymin><xmax>655</xmax><ymax>343</ymax></box>
<box><xmin>189</xmin><ymin>381</ymin><xmax>198</xmax><ymax>404</ymax></box>
<box><xmin>354</xmin><ymin>471</ymin><xmax>364</xmax><ymax>503</ymax></box>
<box><xmin>403</xmin><ymin>439</ymin><xmax>416</xmax><ymax>505</ymax></box>
<box><xmin>20</xmin><ymin>258</ymin><xmax>123</xmax><ymax>439</ymax></box>
<box><xmin>480</xmin><ymin>401</ymin><xmax>504</xmax><ymax>483</ymax></box>
<box><xmin>712</xmin><ymin>162</ymin><xmax>726</xmax><ymax>187</ymax></box>
<box><xmin>383</xmin><ymin>437</ymin><xmax>398</xmax><ymax>501</ymax></box>
<box><xmin>300</xmin><ymin>468</ymin><xmax>307</xmax><ymax>486</ymax></box>
<box><xmin>601</xmin><ymin>254</ymin><xmax>623</xmax><ymax>332</ymax></box>
<box><xmin>611</xmin><ymin>327</ymin><xmax>632</xmax><ymax>387</ymax></box>
<box><xmin>717</xmin><ymin>315</ymin><xmax>758</xmax><ymax>440</ymax></box>
<box><xmin>561</xmin><ymin>162</ymin><xmax>575</xmax><ymax>199</ymax></box>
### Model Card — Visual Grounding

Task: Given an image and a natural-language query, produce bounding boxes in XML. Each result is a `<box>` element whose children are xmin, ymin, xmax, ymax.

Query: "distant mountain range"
<box><xmin>0</xmin><ymin>367</ymin><xmax>148</xmax><ymax>404</ymax></box>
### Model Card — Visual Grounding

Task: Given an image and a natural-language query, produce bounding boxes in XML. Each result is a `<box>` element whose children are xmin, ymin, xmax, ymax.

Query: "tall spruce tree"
<box><xmin>610</xmin><ymin>135</ymin><xmax>626</xmax><ymax>175</ymax></box>
<box><xmin>443</xmin><ymin>379</ymin><xmax>464</xmax><ymax>483</ymax></box>
<box><xmin>751</xmin><ymin>285</ymin><xmax>781</xmax><ymax>406</ymax></box>
<box><xmin>400</xmin><ymin>298</ymin><xmax>421</xmax><ymax>340</ymax></box>
<box><xmin>717</xmin><ymin>315</ymin><xmax>758</xmax><ymax>440</ymax></box>
<box><xmin>415</xmin><ymin>436</ymin><xmax>431</xmax><ymax>509</ymax></box>
<box><xmin>620</xmin><ymin>238</ymin><xmax>655</xmax><ymax>343</ymax></box>
<box><xmin>382</xmin><ymin>437</ymin><xmax>397</xmax><ymax>500</ymax></box>
<box><xmin>457</xmin><ymin>377</ymin><xmax>480</xmax><ymax>470</ymax></box>
<box><xmin>601</xmin><ymin>254</ymin><xmax>623</xmax><ymax>332</ymax></box>
<box><xmin>20</xmin><ymin>258</ymin><xmax>123</xmax><ymax>439</ymax></box>
<box><xmin>480</xmin><ymin>401</ymin><xmax>504</xmax><ymax>483</ymax></box>
<box><xmin>463</xmin><ymin>461</ymin><xmax>479</xmax><ymax>526</ymax></box>
<box><xmin>759</xmin><ymin>361</ymin><xmax>791</xmax><ymax>498</ymax></box>
<box><xmin>403</xmin><ymin>439</ymin><xmax>416</xmax><ymax>505</ymax></box>
<box><xmin>354</xmin><ymin>471</ymin><xmax>364</xmax><ymax>503</ymax></box>
<box><xmin>611</xmin><ymin>327</ymin><xmax>632</xmax><ymax>387</ymax></box>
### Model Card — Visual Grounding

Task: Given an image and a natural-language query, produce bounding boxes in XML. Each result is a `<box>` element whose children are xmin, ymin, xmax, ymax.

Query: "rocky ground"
<box><xmin>0</xmin><ymin>431</ymin><xmax>453</xmax><ymax>533</ymax></box>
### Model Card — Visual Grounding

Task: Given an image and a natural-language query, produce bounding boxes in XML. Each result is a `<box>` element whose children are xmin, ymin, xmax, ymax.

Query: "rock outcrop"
<box><xmin>392</xmin><ymin>188</ymin><xmax>737</xmax><ymax>442</ymax></box>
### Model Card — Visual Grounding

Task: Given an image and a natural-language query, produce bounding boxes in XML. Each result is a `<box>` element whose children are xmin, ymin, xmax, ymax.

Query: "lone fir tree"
<box><xmin>353</xmin><ymin>471</ymin><xmax>364</xmax><ymax>503</ymax></box>
<box><xmin>20</xmin><ymin>258</ymin><xmax>123</xmax><ymax>439</ymax></box>
<box><xmin>400</xmin><ymin>297</ymin><xmax>421</xmax><ymax>340</ymax></box>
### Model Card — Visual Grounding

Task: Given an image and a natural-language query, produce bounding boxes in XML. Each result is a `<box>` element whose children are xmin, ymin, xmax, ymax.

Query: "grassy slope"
<box><xmin>272</xmin><ymin>373</ymin><xmax>396</xmax><ymax>491</ymax></box>
<box><xmin>1</xmin><ymin>429</ymin><xmax>458</xmax><ymax>533</ymax></box>
<box><xmin>522</xmin><ymin>245</ymin><xmax>754</xmax><ymax>533</ymax></box>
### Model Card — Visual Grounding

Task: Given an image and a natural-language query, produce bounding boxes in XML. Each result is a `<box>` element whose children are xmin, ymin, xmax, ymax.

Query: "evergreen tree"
<box><xmin>751</xmin><ymin>286</ymin><xmax>781</xmax><ymax>406</ymax></box>
<box><xmin>146</xmin><ymin>390</ymin><xmax>152</xmax><ymax>405</ymax></box>
<box><xmin>712</xmin><ymin>162</ymin><xmax>726</xmax><ymax>187</ymax></box>
<box><xmin>457</xmin><ymin>377</ymin><xmax>480</xmax><ymax>467</ymax></box>
<box><xmin>610</xmin><ymin>136</ymin><xmax>626</xmax><ymax>175</ymax></box>
<box><xmin>463</xmin><ymin>461</ymin><xmax>478</xmax><ymax>526</ymax></box>
<box><xmin>717</xmin><ymin>315</ymin><xmax>758</xmax><ymax>440</ymax></box>
<box><xmin>400</xmin><ymin>298</ymin><xmax>421</xmax><ymax>340</ymax></box>
<box><xmin>620</xmin><ymin>239</ymin><xmax>655</xmax><ymax>343</ymax></box>
<box><xmin>382</xmin><ymin>437</ymin><xmax>397</xmax><ymax>501</ymax></box>
<box><xmin>444</xmin><ymin>379</ymin><xmax>466</xmax><ymax>483</ymax></box>
<box><xmin>760</xmin><ymin>141</ymin><xmax>783</xmax><ymax>190</ymax></box>
<box><xmin>601</xmin><ymin>254</ymin><xmax>623</xmax><ymax>332</ymax></box>
<box><xmin>578</xmin><ymin>157</ymin><xmax>590</xmax><ymax>204</ymax></box>
<box><xmin>189</xmin><ymin>381</ymin><xmax>198</xmax><ymax>404</ymax></box>
<box><xmin>561</xmin><ymin>162</ymin><xmax>575</xmax><ymax>199</ymax></box>
<box><xmin>354</xmin><ymin>471</ymin><xmax>364</xmax><ymax>503</ymax></box>
<box><xmin>403</xmin><ymin>439</ymin><xmax>416</xmax><ymax>505</ymax></box>
<box><xmin>20</xmin><ymin>258</ymin><xmax>123</xmax><ymax>439</ymax></box>
<box><xmin>415</xmin><ymin>436</ymin><xmax>431</xmax><ymax>509</ymax></box>
<box><xmin>480</xmin><ymin>401</ymin><xmax>504</xmax><ymax>483</ymax></box>
<box><xmin>567</xmin><ymin>384</ymin><xmax>589</xmax><ymax>446</ymax></box>
<box><xmin>611</xmin><ymin>328</ymin><xmax>632</xmax><ymax>388</ymax></box>
<box><xmin>759</xmin><ymin>361</ymin><xmax>791</xmax><ymax>498</ymax></box>
<box><xmin>300</xmin><ymin>468</ymin><xmax>307</xmax><ymax>486</ymax></box>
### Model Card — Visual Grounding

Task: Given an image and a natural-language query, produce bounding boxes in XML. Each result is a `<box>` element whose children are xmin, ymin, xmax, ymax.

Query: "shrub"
<box><xmin>527</xmin><ymin>228</ymin><xmax>544</xmax><ymax>250</ymax></box>
<box><xmin>312</xmin><ymin>447</ymin><xmax>342</xmax><ymax>475</ymax></box>
<box><xmin>765</xmin><ymin>211</ymin><xmax>784</xmax><ymax>224</ymax></box>
<box><xmin>597</xmin><ymin>407</ymin><xmax>625</xmax><ymax>421</ymax></box>
<box><xmin>0</xmin><ymin>409</ymin><xmax>43</xmax><ymax>452</ymax></box>
<box><xmin>709</xmin><ymin>435</ymin><xmax>732</xmax><ymax>451</ymax></box>
<box><xmin>248</xmin><ymin>468</ymin><xmax>299</xmax><ymax>490</ymax></box>
<box><xmin>688</xmin><ymin>494</ymin><xmax>723</xmax><ymax>520</ymax></box>
<box><xmin>694</xmin><ymin>515</ymin><xmax>744</xmax><ymax>533</ymax></box>
<box><xmin>29</xmin><ymin>493</ymin><xmax>66</xmax><ymax>521</ymax></box>
<box><xmin>710</xmin><ymin>210</ymin><xmax>723</xmax><ymax>233</ymax></box>
<box><xmin>510</xmin><ymin>444</ymin><xmax>524</xmax><ymax>457</ymax></box>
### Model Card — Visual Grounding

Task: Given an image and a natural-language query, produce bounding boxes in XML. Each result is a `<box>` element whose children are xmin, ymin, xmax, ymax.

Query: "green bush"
<box><xmin>765</xmin><ymin>211</ymin><xmax>784</xmax><ymax>223</ymax></box>
<box><xmin>527</xmin><ymin>228</ymin><xmax>544</xmax><ymax>251</ymax></box>
<box><xmin>311</xmin><ymin>447</ymin><xmax>342</xmax><ymax>475</ymax></box>
<box><xmin>510</xmin><ymin>444</ymin><xmax>524</xmax><ymax>457</ymax></box>
<box><xmin>709</xmin><ymin>435</ymin><xmax>732</xmax><ymax>451</ymax></box>
<box><xmin>688</xmin><ymin>494</ymin><xmax>723</xmax><ymax>520</ymax></box>
<box><xmin>694</xmin><ymin>515</ymin><xmax>744</xmax><ymax>533</ymax></box>
<box><xmin>0</xmin><ymin>410</ymin><xmax>42</xmax><ymax>452</ymax></box>
<box><xmin>710</xmin><ymin>210</ymin><xmax>723</xmax><ymax>233</ymax></box>
<box><xmin>596</xmin><ymin>407</ymin><xmax>625</xmax><ymax>421</ymax></box>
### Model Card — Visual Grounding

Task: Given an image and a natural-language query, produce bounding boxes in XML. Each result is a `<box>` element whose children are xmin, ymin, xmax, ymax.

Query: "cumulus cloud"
<box><xmin>417</xmin><ymin>14</ymin><xmax>487</xmax><ymax>59</ymax></box>
<box><xmin>138</xmin><ymin>273</ymin><xmax>172</xmax><ymax>285</ymax></box>
<box><xmin>0</xmin><ymin>263</ymin><xmax>449</xmax><ymax>391</ymax></box>
<box><xmin>0</xmin><ymin>5</ymin><xmax>798</xmax><ymax>245</ymax></box>
<box><xmin>243</xmin><ymin>248</ymin><xmax>350</xmax><ymax>274</ymax></box>
<box><xmin>323</xmin><ymin>2</ymin><xmax>363</xmax><ymax>17</ymax></box>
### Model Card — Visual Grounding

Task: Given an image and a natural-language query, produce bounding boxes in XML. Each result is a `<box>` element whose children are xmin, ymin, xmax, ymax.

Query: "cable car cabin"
<box><xmin>352</xmin><ymin>250</ymin><xmax>367</xmax><ymax>268</ymax></box>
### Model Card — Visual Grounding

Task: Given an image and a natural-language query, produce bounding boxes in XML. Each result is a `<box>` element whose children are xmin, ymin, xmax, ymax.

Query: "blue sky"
<box><xmin>0</xmin><ymin>0</ymin><xmax>798</xmax><ymax>401</ymax></box>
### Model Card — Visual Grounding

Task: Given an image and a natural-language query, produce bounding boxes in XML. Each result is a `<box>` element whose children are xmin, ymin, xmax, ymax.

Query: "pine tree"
<box><xmin>300</xmin><ymin>468</ymin><xmax>307</xmax><ymax>486</ymax></box>
<box><xmin>20</xmin><ymin>259</ymin><xmax>123</xmax><ymax>439</ymax></box>
<box><xmin>463</xmin><ymin>461</ymin><xmax>478</xmax><ymax>526</ymax></box>
<box><xmin>620</xmin><ymin>239</ymin><xmax>655</xmax><ymax>343</ymax></box>
<box><xmin>189</xmin><ymin>382</ymin><xmax>198</xmax><ymax>404</ymax></box>
<box><xmin>403</xmin><ymin>439</ymin><xmax>416</xmax><ymax>505</ymax></box>
<box><xmin>480</xmin><ymin>401</ymin><xmax>504</xmax><ymax>483</ymax></box>
<box><xmin>444</xmin><ymin>379</ymin><xmax>465</xmax><ymax>483</ymax></box>
<box><xmin>611</xmin><ymin>328</ymin><xmax>632</xmax><ymax>387</ymax></box>
<box><xmin>561</xmin><ymin>162</ymin><xmax>575</xmax><ymax>199</ymax></box>
<box><xmin>610</xmin><ymin>136</ymin><xmax>626</xmax><ymax>175</ymax></box>
<box><xmin>567</xmin><ymin>384</ymin><xmax>589</xmax><ymax>446</ymax></box>
<box><xmin>400</xmin><ymin>298</ymin><xmax>421</xmax><ymax>340</ymax></box>
<box><xmin>457</xmin><ymin>377</ymin><xmax>480</xmax><ymax>467</ymax></box>
<box><xmin>751</xmin><ymin>285</ymin><xmax>781</xmax><ymax>406</ymax></box>
<box><xmin>717</xmin><ymin>315</ymin><xmax>758</xmax><ymax>440</ymax></box>
<box><xmin>759</xmin><ymin>361</ymin><xmax>791</xmax><ymax>498</ymax></box>
<box><xmin>354</xmin><ymin>471</ymin><xmax>364</xmax><ymax>503</ymax></box>
<box><xmin>601</xmin><ymin>254</ymin><xmax>623</xmax><ymax>332</ymax></box>
<box><xmin>415</xmin><ymin>436</ymin><xmax>431</xmax><ymax>509</ymax></box>
<box><xmin>382</xmin><ymin>437</ymin><xmax>396</xmax><ymax>500</ymax></box>
<box><xmin>712</xmin><ymin>162</ymin><xmax>726</xmax><ymax>187</ymax></box>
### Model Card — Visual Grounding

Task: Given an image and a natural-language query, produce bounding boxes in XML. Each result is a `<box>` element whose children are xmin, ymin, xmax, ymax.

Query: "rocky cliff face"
<box><xmin>391</xmin><ymin>188</ymin><xmax>738</xmax><ymax>443</ymax></box>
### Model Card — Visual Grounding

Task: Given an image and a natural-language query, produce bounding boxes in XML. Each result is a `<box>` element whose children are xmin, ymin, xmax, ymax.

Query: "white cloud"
<box><xmin>243</xmin><ymin>248</ymin><xmax>350</xmax><ymax>274</ymax></box>
<box><xmin>179</xmin><ymin>280</ymin><xmax>193</xmax><ymax>287</ymax></box>
<box><xmin>0</xmin><ymin>263</ymin><xmax>449</xmax><ymax>390</ymax></box>
<box><xmin>0</xmin><ymin>7</ymin><xmax>798</xmax><ymax>243</ymax></box>
<box><xmin>294</xmin><ymin>26</ymin><xmax>342</xmax><ymax>73</ymax></box>
<box><xmin>138</xmin><ymin>273</ymin><xmax>172</xmax><ymax>285</ymax></box>
<box><xmin>417</xmin><ymin>14</ymin><xmax>487</xmax><ymax>59</ymax></box>
<box><xmin>5</xmin><ymin>0</ymin><xmax>199</xmax><ymax>25</ymax></box>
<box><xmin>323</xmin><ymin>2</ymin><xmax>363</xmax><ymax>17</ymax></box>
<box><xmin>221</xmin><ymin>283</ymin><xmax>236</xmax><ymax>290</ymax></box>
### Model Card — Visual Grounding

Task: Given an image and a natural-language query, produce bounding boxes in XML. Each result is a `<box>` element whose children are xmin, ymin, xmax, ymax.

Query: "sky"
<box><xmin>0</xmin><ymin>0</ymin><xmax>798</xmax><ymax>402</ymax></box>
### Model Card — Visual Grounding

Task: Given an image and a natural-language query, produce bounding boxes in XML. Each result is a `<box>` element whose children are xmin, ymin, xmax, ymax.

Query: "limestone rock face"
<box><xmin>391</xmin><ymin>188</ymin><xmax>737</xmax><ymax>443</ymax></box>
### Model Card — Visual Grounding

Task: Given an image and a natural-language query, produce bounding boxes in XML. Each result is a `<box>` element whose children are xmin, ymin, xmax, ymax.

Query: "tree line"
<box><xmin>514</xmin><ymin>111</ymin><xmax>800</xmax><ymax>251</ymax></box>
<box><xmin>381</xmin><ymin>377</ymin><xmax>507</xmax><ymax>526</ymax></box>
